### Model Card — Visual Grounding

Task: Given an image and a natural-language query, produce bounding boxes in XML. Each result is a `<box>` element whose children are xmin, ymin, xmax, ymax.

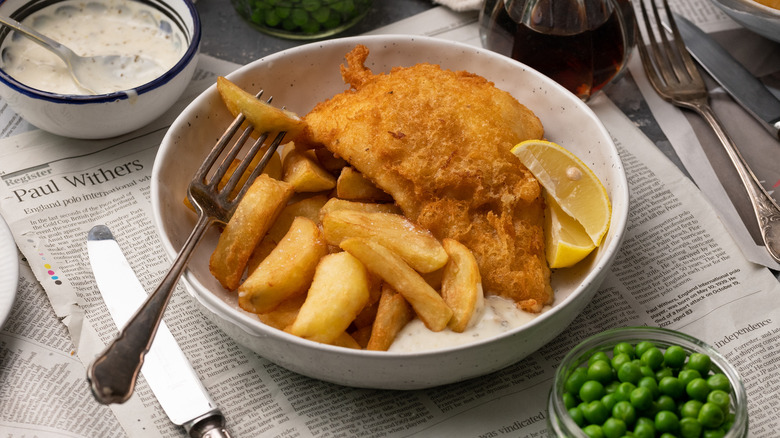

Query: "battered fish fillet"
<box><xmin>296</xmin><ymin>45</ymin><xmax>553</xmax><ymax>312</ymax></box>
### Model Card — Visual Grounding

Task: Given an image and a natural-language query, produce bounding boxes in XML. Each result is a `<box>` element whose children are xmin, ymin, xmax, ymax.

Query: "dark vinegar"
<box><xmin>484</xmin><ymin>3</ymin><xmax>627</xmax><ymax>100</ymax></box>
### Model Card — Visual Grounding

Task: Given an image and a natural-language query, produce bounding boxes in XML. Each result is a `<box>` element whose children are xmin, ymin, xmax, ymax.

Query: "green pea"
<box><xmin>614</xmin><ymin>382</ymin><xmax>636</xmax><ymax>402</ymax></box>
<box><xmin>634</xmin><ymin>417</ymin><xmax>656</xmax><ymax>438</ymax></box>
<box><xmin>678</xmin><ymin>369</ymin><xmax>702</xmax><ymax>387</ymax></box>
<box><xmin>580</xmin><ymin>380</ymin><xmax>606</xmax><ymax>403</ymax></box>
<box><xmin>582</xmin><ymin>424</ymin><xmax>605</xmax><ymax>438</ymax></box>
<box><xmin>639</xmin><ymin>365</ymin><xmax>655</xmax><ymax>379</ymax></box>
<box><xmin>601</xmin><ymin>393</ymin><xmax>618</xmax><ymax>411</ymax></box>
<box><xmin>605</xmin><ymin>380</ymin><xmax>620</xmax><ymax>394</ymax></box>
<box><xmin>635</xmin><ymin>341</ymin><xmax>655</xmax><ymax>358</ymax></box>
<box><xmin>612</xmin><ymin>400</ymin><xmax>637</xmax><ymax>425</ymax></box>
<box><xmin>687</xmin><ymin>353</ymin><xmax>712</xmax><ymax>376</ymax></box>
<box><xmin>679</xmin><ymin>417</ymin><xmax>703</xmax><ymax>438</ymax></box>
<box><xmin>664</xmin><ymin>345</ymin><xmax>687</xmax><ymax>368</ymax></box>
<box><xmin>637</xmin><ymin>376</ymin><xmax>660</xmax><ymax>398</ymax></box>
<box><xmin>702</xmin><ymin>430</ymin><xmax>726</xmax><ymax>438</ymax></box>
<box><xmin>654</xmin><ymin>395</ymin><xmax>677</xmax><ymax>413</ymax></box>
<box><xmin>611</xmin><ymin>353</ymin><xmax>632</xmax><ymax>371</ymax></box>
<box><xmin>686</xmin><ymin>378</ymin><xmax>710</xmax><ymax>402</ymax></box>
<box><xmin>614</xmin><ymin>342</ymin><xmax>635</xmax><ymax>359</ymax></box>
<box><xmin>659</xmin><ymin>434</ymin><xmax>677</xmax><ymax>438</ymax></box>
<box><xmin>566</xmin><ymin>368</ymin><xmax>589</xmax><ymax>394</ymax></box>
<box><xmin>630</xmin><ymin>386</ymin><xmax>653</xmax><ymax>411</ymax></box>
<box><xmin>602</xmin><ymin>418</ymin><xmax>627</xmax><ymax>438</ymax></box>
<box><xmin>707</xmin><ymin>389</ymin><xmax>731</xmax><ymax>414</ymax></box>
<box><xmin>654</xmin><ymin>410</ymin><xmax>680</xmax><ymax>433</ymax></box>
<box><xmin>658</xmin><ymin>376</ymin><xmax>684</xmax><ymax>399</ymax></box>
<box><xmin>656</xmin><ymin>367</ymin><xmax>674</xmax><ymax>381</ymax></box>
<box><xmin>589</xmin><ymin>351</ymin><xmax>611</xmax><ymax>367</ymax></box>
<box><xmin>641</xmin><ymin>347</ymin><xmax>665</xmax><ymax>370</ymax></box>
<box><xmin>582</xmin><ymin>400</ymin><xmax>610</xmax><ymax>425</ymax></box>
<box><xmin>617</xmin><ymin>362</ymin><xmax>643</xmax><ymax>384</ymax></box>
<box><xmin>679</xmin><ymin>399</ymin><xmax>704</xmax><ymax>418</ymax></box>
<box><xmin>589</xmin><ymin>360</ymin><xmax>615</xmax><ymax>384</ymax></box>
<box><xmin>698</xmin><ymin>402</ymin><xmax>725</xmax><ymax>428</ymax></box>
<box><xmin>707</xmin><ymin>373</ymin><xmax>730</xmax><ymax>393</ymax></box>
<box><xmin>562</xmin><ymin>392</ymin><xmax>577</xmax><ymax>410</ymax></box>
<box><xmin>568</xmin><ymin>406</ymin><xmax>585</xmax><ymax>426</ymax></box>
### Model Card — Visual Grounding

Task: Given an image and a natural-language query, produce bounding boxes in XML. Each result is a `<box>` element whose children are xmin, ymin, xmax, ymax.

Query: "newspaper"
<box><xmin>2</xmin><ymin>6</ymin><xmax>780</xmax><ymax>438</ymax></box>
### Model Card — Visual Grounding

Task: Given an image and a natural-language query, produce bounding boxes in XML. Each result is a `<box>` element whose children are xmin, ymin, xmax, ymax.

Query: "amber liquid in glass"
<box><xmin>484</xmin><ymin>3</ymin><xmax>627</xmax><ymax>100</ymax></box>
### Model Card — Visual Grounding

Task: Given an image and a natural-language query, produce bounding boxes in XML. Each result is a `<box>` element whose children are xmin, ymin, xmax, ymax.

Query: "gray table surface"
<box><xmin>195</xmin><ymin>0</ymin><xmax>436</xmax><ymax>65</ymax></box>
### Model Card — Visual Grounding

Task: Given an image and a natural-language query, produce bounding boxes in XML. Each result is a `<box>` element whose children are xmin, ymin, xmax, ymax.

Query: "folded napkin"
<box><xmin>433</xmin><ymin>0</ymin><xmax>484</xmax><ymax>11</ymax></box>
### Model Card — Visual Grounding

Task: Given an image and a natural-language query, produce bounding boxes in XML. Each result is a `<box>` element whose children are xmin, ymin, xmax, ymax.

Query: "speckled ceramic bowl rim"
<box><xmin>153</xmin><ymin>34</ymin><xmax>630</xmax><ymax>360</ymax></box>
<box><xmin>0</xmin><ymin>0</ymin><xmax>201</xmax><ymax>103</ymax></box>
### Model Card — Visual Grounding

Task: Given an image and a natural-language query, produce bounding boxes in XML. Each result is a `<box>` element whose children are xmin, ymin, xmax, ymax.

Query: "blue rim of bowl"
<box><xmin>0</xmin><ymin>0</ymin><xmax>201</xmax><ymax>103</ymax></box>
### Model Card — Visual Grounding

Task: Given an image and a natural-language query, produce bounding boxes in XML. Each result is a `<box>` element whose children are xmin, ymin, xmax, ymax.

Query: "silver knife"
<box><xmin>87</xmin><ymin>225</ymin><xmax>231</xmax><ymax>438</ymax></box>
<box><xmin>673</xmin><ymin>14</ymin><xmax>780</xmax><ymax>140</ymax></box>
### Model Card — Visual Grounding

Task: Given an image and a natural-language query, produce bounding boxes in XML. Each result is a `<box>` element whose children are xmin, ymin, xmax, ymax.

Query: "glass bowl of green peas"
<box><xmin>547</xmin><ymin>326</ymin><xmax>748</xmax><ymax>438</ymax></box>
<box><xmin>231</xmin><ymin>0</ymin><xmax>374</xmax><ymax>39</ymax></box>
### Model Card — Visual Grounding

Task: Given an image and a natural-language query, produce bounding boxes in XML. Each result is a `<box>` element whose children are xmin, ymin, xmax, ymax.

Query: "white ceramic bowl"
<box><xmin>0</xmin><ymin>0</ymin><xmax>201</xmax><ymax>139</ymax></box>
<box><xmin>711</xmin><ymin>0</ymin><xmax>780</xmax><ymax>43</ymax></box>
<box><xmin>151</xmin><ymin>35</ymin><xmax>630</xmax><ymax>390</ymax></box>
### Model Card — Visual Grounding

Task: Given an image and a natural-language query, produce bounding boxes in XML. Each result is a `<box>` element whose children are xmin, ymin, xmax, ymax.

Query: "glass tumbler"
<box><xmin>479</xmin><ymin>0</ymin><xmax>634</xmax><ymax>101</ymax></box>
<box><xmin>232</xmin><ymin>0</ymin><xmax>374</xmax><ymax>40</ymax></box>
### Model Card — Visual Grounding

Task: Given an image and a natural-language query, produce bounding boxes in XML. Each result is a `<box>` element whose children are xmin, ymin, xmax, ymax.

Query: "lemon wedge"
<box><xmin>543</xmin><ymin>191</ymin><xmax>597</xmax><ymax>268</ymax></box>
<box><xmin>511</xmin><ymin>139</ymin><xmax>611</xmax><ymax>257</ymax></box>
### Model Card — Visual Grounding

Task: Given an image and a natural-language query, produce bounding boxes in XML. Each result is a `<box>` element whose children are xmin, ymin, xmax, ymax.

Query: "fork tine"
<box><xmin>229</xmin><ymin>131</ymin><xmax>287</xmax><ymax>203</ymax></box>
<box><xmin>660</xmin><ymin>0</ymin><xmax>701</xmax><ymax>81</ymax></box>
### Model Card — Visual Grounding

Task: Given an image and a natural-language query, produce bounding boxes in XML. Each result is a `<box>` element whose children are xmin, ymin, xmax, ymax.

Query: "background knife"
<box><xmin>674</xmin><ymin>14</ymin><xmax>780</xmax><ymax>140</ymax></box>
<box><xmin>87</xmin><ymin>225</ymin><xmax>231</xmax><ymax>438</ymax></box>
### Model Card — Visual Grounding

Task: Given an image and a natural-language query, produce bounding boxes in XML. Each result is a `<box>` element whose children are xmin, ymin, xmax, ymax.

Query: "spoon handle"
<box><xmin>0</xmin><ymin>14</ymin><xmax>76</xmax><ymax>64</ymax></box>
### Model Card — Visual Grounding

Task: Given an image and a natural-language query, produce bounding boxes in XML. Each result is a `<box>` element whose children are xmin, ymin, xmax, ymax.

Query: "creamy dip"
<box><xmin>388</xmin><ymin>294</ymin><xmax>548</xmax><ymax>353</ymax></box>
<box><xmin>0</xmin><ymin>0</ymin><xmax>186</xmax><ymax>94</ymax></box>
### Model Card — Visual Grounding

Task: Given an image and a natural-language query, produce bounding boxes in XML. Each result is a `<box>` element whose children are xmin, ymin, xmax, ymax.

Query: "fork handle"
<box><xmin>87</xmin><ymin>213</ymin><xmax>213</xmax><ymax>404</ymax></box>
<box><xmin>688</xmin><ymin>100</ymin><xmax>780</xmax><ymax>262</ymax></box>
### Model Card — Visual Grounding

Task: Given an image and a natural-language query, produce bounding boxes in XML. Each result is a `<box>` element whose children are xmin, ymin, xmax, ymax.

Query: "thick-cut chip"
<box><xmin>441</xmin><ymin>238</ymin><xmax>484</xmax><ymax>333</ymax></box>
<box><xmin>210</xmin><ymin>174</ymin><xmax>294</xmax><ymax>290</ymax></box>
<box><xmin>288</xmin><ymin>252</ymin><xmax>370</xmax><ymax>344</ymax></box>
<box><xmin>216</xmin><ymin>76</ymin><xmax>305</xmax><ymax>137</ymax></box>
<box><xmin>318</xmin><ymin>198</ymin><xmax>402</xmax><ymax>220</ymax></box>
<box><xmin>266</xmin><ymin>194</ymin><xmax>329</xmax><ymax>244</ymax></box>
<box><xmin>256</xmin><ymin>294</ymin><xmax>306</xmax><ymax>331</ymax></box>
<box><xmin>238</xmin><ymin>217</ymin><xmax>328</xmax><ymax>313</ymax></box>
<box><xmin>322</xmin><ymin>210</ymin><xmax>448</xmax><ymax>273</ymax></box>
<box><xmin>314</xmin><ymin>147</ymin><xmax>348</xmax><ymax>173</ymax></box>
<box><xmin>330</xmin><ymin>332</ymin><xmax>362</xmax><ymax>349</ymax></box>
<box><xmin>282</xmin><ymin>145</ymin><xmax>337</xmax><ymax>192</ymax></box>
<box><xmin>340</xmin><ymin>238</ymin><xmax>452</xmax><ymax>331</ymax></box>
<box><xmin>367</xmin><ymin>284</ymin><xmax>414</xmax><ymax>351</ymax></box>
<box><xmin>336</xmin><ymin>167</ymin><xmax>393</xmax><ymax>202</ymax></box>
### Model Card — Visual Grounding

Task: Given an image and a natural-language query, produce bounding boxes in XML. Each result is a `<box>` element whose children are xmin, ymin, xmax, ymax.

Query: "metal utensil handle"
<box><xmin>689</xmin><ymin>99</ymin><xmax>780</xmax><ymax>262</ymax></box>
<box><xmin>87</xmin><ymin>212</ymin><xmax>213</xmax><ymax>404</ymax></box>
<box><xmin>0</xmin><ymin>14</ymin><xmax>76</xmax><ymax>67</ymax></box>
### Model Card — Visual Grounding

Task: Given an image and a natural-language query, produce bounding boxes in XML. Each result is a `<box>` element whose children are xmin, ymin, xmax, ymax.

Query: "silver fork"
<box><xmin>635</xmin><ymin>0</ymin><xmax>780</xmax><ymax>263</ymax></box>
<box><xmin>87</xmin><ymin>91</ymin><xmax>287</xmax><ymax>404</ymax></box>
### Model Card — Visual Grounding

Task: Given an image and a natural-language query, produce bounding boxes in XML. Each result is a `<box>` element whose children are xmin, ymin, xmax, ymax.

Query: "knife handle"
<box><xmin>87</xmin><ymin>213</ymin><xmax>214</xmax><ymax>404</ymax></box>
<box><xmin>188</xmin><ymin>414</ymin><xmax>232</xmax><ymax>438</ymax></box>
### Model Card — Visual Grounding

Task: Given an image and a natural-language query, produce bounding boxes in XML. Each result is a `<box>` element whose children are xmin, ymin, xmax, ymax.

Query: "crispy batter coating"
<box><xmin>296</xmin><ymin>45</ymin><xmax>552</xmax><ymax>312</ymax></box>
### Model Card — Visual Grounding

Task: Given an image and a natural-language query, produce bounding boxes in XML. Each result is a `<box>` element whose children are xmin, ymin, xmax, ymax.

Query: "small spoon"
<box><xmin>0</xmin><ymin>14</ymin><xmax>159</xmax><ymax>95</ymax></box>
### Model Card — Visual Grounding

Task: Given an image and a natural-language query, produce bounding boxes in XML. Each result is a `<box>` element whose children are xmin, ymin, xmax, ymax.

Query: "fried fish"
<box><xmin>296</xmin><ymin>45</ymin><xmax>553</xmax><ymax>312</ymax></box>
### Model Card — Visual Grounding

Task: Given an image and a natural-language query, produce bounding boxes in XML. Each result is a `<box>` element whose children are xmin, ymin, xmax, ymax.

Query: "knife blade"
<box><xmin>674</xmin><ymin>14</ymin><xmax>780</xmax><ymax>140</ymax></box>
<box><xmin>87</xmin><ymin>225</ymin><xmax>231</xmax><ymax>438</ymax></box>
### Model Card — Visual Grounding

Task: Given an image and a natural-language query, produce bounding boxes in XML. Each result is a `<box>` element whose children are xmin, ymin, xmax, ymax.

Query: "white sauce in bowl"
<box><xmin>0</xmin><ymin>0</ymin><xmax>186</xmax><ymax>94</ymax></box>
<box><xmin>388</xmin><ymin>295</ymin><xmax>548</xmax><ymax>353</ymax></box>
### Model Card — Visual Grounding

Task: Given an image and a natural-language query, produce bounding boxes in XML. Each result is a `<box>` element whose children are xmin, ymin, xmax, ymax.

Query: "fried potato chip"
<box><xmin>282</xmin><ymin>144</ymin><xmax>337</xmax><ymax>192</ymax></box>
<box><xmin>340</xmin><ymin>238</ymin><xmax>452</xmax><ymax>332</ymax></box>
<box><xmin>209</xmin><ymin>174</ymin><xmax>294</xmax><ymax>290</ymax></box>
<box><xmin>256</xmin><ymin>294</ymin><xmax>306</xmax><ymax>331</ymax></box>
<box><xmin>238</xmin><ymin>216</ymin><xmax>328</xmax><ymax>313</ymax></box>
<box><xmin>216</xmin><ymin>76</ymin><xmax>305</xmax><ymax>137</ymax></box>
<box><xmin>266</xmin><ymin>194</ymin><xmax>329</xmax><ymax>245</ymax></box>
<box><xmin>441</xmin><ymin>238</ymin><xmax>484</xmax><ymax>333</ymax></box>
<box><xmin>288</xmin><ymin>252</ymin><xmax>370</xmax><ymax>344</ymax></box>
<box><xmin>322</xmin><ymin>210</ymin><xmax>448</xmax><ymax>273</ymax></box>
<box><xmin>336</xmin><ymin>166</ymin><xmax>393</xmax><ymax>202</ymax></box>
<box><xmin>314</xmin><ymin>146</ymin><xmax>348</xmax><ymax>173</ymax></box>
<box><xmin>367</xmin><ymin>284</ymin><xmax>414</xmax><ymax>351</ymax></box>
<box><xmin>318</xmin><ymin>198</ymin><xmax>402</xmax><ymax>220</ymax></box>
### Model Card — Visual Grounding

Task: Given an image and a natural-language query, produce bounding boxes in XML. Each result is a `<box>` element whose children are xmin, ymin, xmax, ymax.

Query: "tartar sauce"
<box><xmin>388</xmin><ymin>295</ymin><xmax>548</xmax><ymax>353</ymax></box>
<box><xmin>0</xmin><ymin>0</ymin><xmax>186</xmax><ymax>94</ymax></box>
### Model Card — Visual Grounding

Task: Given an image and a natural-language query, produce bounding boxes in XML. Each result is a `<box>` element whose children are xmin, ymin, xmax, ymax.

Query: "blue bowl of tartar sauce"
<box><xmin>0</xmin><ymin>0</ymin><xmax>200</xmax><ymax>139</ymax></box>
